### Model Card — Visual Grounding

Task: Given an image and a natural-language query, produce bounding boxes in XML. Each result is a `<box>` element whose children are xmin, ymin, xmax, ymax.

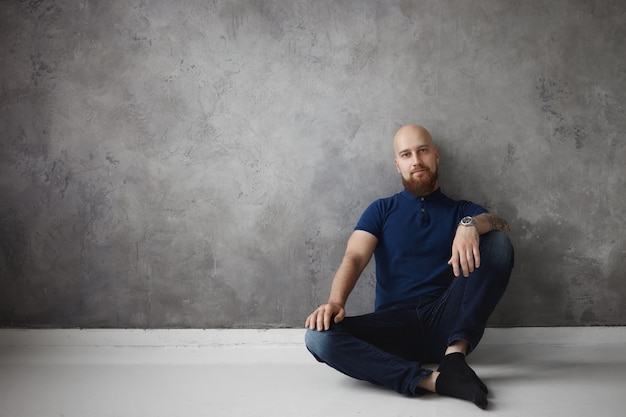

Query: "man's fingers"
<box><xmin>311</xmin><ymin>306</ymin><xmax>333</xmax><ymax>331</ymax></box>
<box><xmin>317</xmin><ymin>309</ymin><xmax>327</xmax><ymax>331</ymax></box>
<box><xmin>448</xmin><ymin>253</ymin><xmax>460</xmax><ymax>277</ymax></box>
<box><xmin>306</xmin><ymin>304</ymin><xmax>345</xmax><ymax>331</ymax></box>
<box><xmin>457</xmin><ymin>248</ymin><xmax>472</xmax><ymax>277</ymax></box>
<box><xmin>464</xmin><ymin>249</ymin><xmax>475</xmax><ymax>277</ymax></box>
<box><xmin>305</xmin><ymin>312</ymin><xmax>316</xmax><ymax>329</ymax></box>
<box><xmin>459</xmin><ymin>247</ymin><xmax>482</xmax><ymax>277</ymax></box>
<box><xmin>334</xmin><ymin>309</ymin><xmax>345</xmax><ymax>324</ymax></box>
<box><xmin>459</xmin><ymin>251</ymin><xmax>469</xmax><ymax>277</ymax></box>
<box><xmin>322</xmin><ymin>309</ymin><xmax>332</xmax><ymax>331</ymax></box>
<box><xmin>473</xmin><ymin>247</ymin><xmax>481</xmax><ymax>269</ymax></box>
<box><xmin>449</xmin><ymin>247</ymin><xmax>480</xmax><ymax>277</ymax></box>
<box><xmin>305</xmin><ymin>308</ymin><xmax>323</xmax><ymax>330</ymax></box>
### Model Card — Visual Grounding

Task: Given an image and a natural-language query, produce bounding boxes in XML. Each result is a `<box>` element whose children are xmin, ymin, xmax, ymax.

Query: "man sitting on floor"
<box><xmin>305</xmin><ymin>124</ymin><xmax>514</xmax><ymax>409</ymax></box>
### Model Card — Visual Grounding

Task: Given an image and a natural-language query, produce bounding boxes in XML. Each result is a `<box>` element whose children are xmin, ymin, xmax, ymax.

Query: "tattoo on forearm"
<box><xmin>486</xmin><ymin>213</ymin><xmax>510</xmax><ymax>233</ymax></box>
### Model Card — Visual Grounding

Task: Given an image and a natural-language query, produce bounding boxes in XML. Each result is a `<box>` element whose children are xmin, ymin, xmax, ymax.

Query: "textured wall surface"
<box><xmin>1</xmin><ymin>0</ymin><xmax>624</xmax><ymax>328</ymax></box>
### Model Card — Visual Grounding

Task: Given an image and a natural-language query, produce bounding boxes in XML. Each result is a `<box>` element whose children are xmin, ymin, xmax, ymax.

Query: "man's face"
<box><xmin>393</xmin><ymin>126</ymin><xmax>440</xmax><ymax>196</ymax></box>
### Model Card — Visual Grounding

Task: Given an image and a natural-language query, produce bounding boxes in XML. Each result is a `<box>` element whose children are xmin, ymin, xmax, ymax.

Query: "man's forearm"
<box><xmin>474</xmin><ymin>213</ymin><xmax>510</xmax><ymax>235</ymax></box>
<box><xmin>327</xmin><ymin>257</ymin><xmax>363</xmax><ymax>306</ymax></box>
<box><xmin>325</xmin><ymin>230</ymin><xmax>377</xmax><ymax>306</ymax></box>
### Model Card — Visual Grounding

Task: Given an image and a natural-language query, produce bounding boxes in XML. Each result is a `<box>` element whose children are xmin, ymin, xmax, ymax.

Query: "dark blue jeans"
<box><xmin>305</xmin><ymin>231</ymin><xmax>514</xmax><ymax>395</ymax></box>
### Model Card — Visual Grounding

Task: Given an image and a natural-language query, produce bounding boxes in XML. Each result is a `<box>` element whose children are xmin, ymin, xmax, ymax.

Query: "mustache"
<box><xmin>410</xmin><ymin>165</ymin><xmax>430</xmax><ymax>173</ymax></box>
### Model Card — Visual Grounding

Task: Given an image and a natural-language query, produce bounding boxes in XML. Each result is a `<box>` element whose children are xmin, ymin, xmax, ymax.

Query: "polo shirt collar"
<box><xmin>401</xmin><ymin>187</ymin><xmax>444</xmax><ymax>201</ymax></box>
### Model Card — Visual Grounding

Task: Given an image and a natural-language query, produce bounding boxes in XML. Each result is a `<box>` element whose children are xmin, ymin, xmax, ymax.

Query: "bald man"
<box><xmin>305</xmin><ymin>125</ymin><xmax>513</xmax><ymax>409</ymax></box>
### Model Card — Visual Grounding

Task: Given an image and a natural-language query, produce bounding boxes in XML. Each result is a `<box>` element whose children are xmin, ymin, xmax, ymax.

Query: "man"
<box><xmin>304</xmin><ymin>124</ymin><xmax>513</xmax><ymax>409</ymax></box>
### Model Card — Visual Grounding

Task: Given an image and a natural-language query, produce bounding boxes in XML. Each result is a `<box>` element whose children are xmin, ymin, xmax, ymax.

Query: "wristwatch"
<box><xmin>459</xmin><ymin>216</ymin><xmax>477</xmax><ymax>228</ymax></box>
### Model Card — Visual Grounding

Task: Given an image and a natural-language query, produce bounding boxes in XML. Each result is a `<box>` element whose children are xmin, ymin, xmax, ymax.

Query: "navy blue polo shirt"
<box><xmin>355</xmin><ymin>188</ymin><xmax>487</xmax><ymax>311</ymax></box>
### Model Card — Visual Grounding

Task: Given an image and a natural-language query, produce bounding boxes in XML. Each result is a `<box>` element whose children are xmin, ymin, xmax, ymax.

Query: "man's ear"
<box><xmin>394</xmin><ymin>159</ymin><xmax>401</xmax><ymax>173</ymax></box>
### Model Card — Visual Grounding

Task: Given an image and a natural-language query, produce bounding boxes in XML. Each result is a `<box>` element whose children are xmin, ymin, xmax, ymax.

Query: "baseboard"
<box><xmin>1</xmin><ymin>327</ymin><xmax>625</xmax><ymax>348</ymax></box>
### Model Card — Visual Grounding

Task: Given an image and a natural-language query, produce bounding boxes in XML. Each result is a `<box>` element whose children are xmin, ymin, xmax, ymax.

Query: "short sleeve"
<box><xmin>459</xmin><ymin>200</ymin><xmax>488</xmax><ymax>217</ymax></box>
<box><xmin>354</xmin><ymin>200</ymin><xmax>385</xmax><ymax>238</ymax></box>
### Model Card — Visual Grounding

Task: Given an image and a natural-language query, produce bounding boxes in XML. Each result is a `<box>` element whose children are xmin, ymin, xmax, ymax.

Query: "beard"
<box><xmin>402</xmin><ymin>169</ymin><xmax>438</xmax><ymax>196</ymax></box>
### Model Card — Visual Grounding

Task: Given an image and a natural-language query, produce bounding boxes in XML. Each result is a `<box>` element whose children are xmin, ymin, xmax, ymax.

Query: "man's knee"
<box><xmin>305</xmin><ymin>328</ymin><xmax>331</xmax><ymax>362</ymax></box>
<box><xmin>479</xmin><ymin>231</ymin><xmax>514</xmax><ymax>271</ymax></box>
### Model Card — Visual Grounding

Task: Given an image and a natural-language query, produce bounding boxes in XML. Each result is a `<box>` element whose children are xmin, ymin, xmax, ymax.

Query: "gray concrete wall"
<box><xmin>1</xmin><ymin>0</ymin><xmax>624</xmax><ymax>328</ymax></box>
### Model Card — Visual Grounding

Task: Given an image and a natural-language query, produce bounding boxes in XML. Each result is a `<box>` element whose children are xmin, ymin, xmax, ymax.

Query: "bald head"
<box><xmin>393</xmin><ymin>124</ymin><xmax>435</xmax><ymax>156</ymax></box>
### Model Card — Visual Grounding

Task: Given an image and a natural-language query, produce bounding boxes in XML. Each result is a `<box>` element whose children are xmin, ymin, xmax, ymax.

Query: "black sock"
<box><xmin>435</xmin><ymin>371</ymin><xmax>488</xmax><ymax>409</ymax></box>
<box><xmin>437</xmin><ymin>352</ymin><xmax>488</xmax><ymax>394</ymax></box>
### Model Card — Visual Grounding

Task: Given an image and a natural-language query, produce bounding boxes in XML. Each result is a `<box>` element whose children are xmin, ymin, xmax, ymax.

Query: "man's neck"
<box><xmin>405</xmin><ymin>185</ymin><xmax>439</xmax><ymax>198</ymax></box>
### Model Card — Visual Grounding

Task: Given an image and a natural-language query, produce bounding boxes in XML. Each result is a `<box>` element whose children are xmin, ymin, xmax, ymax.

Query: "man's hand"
<box><xmin>304</xmin><ymin>231</ymin><xmax>377</xmax><ymax>331</ymax></box>
<box><xmin>305</xmin><ymin>303</ymin><xmax>346</xmax><ymax>331</ymax></box>
<box><xmin>448</xmin><ymin>224</ymin><xmax>480</xmax><ymax>277</ymax></box>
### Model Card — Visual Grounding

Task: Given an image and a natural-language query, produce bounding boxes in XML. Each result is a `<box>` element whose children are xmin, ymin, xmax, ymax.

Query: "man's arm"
<box><xmin>448</xmin><ymin>213</ymin><xmax>510</xmax><ymax>277</ymax></box>
<box><xmin>305</xmin><ymin>230</ymin><xmax>378</xmax><ymax>331</ymax></box>
<box><xmin>474</xmin><ymin>213</ymin><xmax>510</xmax><ymax>235</ymax></box>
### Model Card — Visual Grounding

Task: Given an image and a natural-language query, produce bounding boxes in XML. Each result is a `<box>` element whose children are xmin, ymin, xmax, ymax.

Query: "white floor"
<box><xmin>1</xmin><ymin>328</ymin><xmax>625</xmax><ymax>417</ymax></box>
